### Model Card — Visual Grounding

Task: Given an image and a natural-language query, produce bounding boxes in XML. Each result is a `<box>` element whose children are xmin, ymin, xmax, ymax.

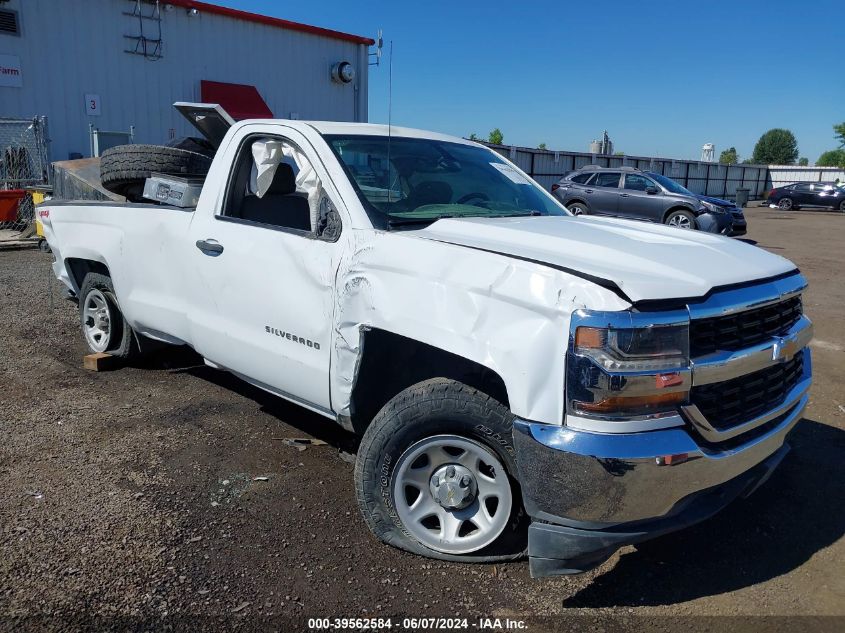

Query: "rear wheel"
<box><xmin>838</xmin><ymin>200</ymin><xmax>845</xmax><ymax>212</ymax></box>
<box><xmin>78</xmin><ymin>273</ymin><xmax>139</xmax><ymax>359</ymax></box>
<box><xmin>355</xmin><ymin>378</ymin><xmax>527</xmax><ymax>562</ymax></box>
<box><xmin>777</xmin><ymin>197</ymin><xmax>794</xmax><ymax>210</ymax></box>
<box><xmin>567</xmin><ymin>202</ymin><xmax>589</xmax><ymax>216</ymax></box>
<box><xmin>665</xmin><ymin>209</ymin><xmax>696</xmax><ymax>229</ymax></box>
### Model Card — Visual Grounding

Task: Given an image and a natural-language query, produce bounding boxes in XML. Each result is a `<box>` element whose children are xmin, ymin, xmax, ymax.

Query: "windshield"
<box><xmin>648</xmin><ymin>172</ymin><xmax>695</xmax><ymax>196</ymax></box>
<box><xmin>325</xmin><ymin>135</ymin><xmax>566</xmax><ymax>228</ymax></box>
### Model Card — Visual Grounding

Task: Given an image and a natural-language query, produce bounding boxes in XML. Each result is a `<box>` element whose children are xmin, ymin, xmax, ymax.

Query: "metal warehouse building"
<box><xmin>0</xmin><ymin>0</ymin><xmax>373</xmax><ymax>162</ymax></box>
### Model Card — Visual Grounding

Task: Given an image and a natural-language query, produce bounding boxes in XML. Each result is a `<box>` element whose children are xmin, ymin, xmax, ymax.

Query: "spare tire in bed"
<box><xmin>100</xmin><ymin>144</ymin><xmax>213</xmax><ymax>201</ymax></box>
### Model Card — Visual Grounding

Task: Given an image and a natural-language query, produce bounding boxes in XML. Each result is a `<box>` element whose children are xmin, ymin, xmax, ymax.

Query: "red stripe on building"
<box><xmin>166</xmin><ymin>1</ymin><xmax>375</xmax><ymax>45</ymax></box>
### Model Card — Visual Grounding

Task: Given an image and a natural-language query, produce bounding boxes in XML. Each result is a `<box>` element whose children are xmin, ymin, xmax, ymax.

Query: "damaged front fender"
<box><xmin>330</xmin><ymin>229</ymin><xmax>629</xmax><ymax>425</ymax></box>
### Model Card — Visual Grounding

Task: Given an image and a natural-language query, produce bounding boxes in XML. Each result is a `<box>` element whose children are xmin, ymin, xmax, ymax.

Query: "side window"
<box><xmin>570</xmin><ymin>173</ymin><xmax>593</xmax><ymax>184</ymax></box>
<box><xmin>793</xmin><ymin>183</ymin><xmax>811</xmax><ymax>193</ymax></box>
<box><xmin>222</xmin><ymin>135</ymin><xmax>341</xmax><ymax>240</ymax></box>
<box><xmin>592</xmin><ymin>172</ymin><xmax>621</xmax><ymax>188</ymax></box>
<box><xmin>624</xmin><ymin>174</ymin><xmax>653</xmax><ymax>191</ymax></box>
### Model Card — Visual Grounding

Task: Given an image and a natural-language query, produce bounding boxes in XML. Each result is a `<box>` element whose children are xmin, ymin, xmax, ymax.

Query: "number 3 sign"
<box><xmin>85</xmin><ymin>94</ymin><xmax>101</xmax><ymax>116</ymax></box>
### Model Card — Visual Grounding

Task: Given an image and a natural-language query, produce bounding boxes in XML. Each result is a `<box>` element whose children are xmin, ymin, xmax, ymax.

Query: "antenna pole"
<box><xmin>387</xmin><ymin>40</ymin><xmax>393</xmax><ymax>203</ymax></box>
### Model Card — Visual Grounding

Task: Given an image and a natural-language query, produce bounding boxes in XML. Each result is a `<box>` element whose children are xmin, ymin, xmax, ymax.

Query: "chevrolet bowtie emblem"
<box><xmin>773</xmin><ymin>335</ymin><xmax>799</xmax><ymax>362</ymax></box>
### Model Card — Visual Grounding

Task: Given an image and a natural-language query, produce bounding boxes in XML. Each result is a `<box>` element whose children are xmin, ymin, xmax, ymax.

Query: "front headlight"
<box><xmin>700</xmin><ymin>200</ymin><xmax>727</xmax><ymax>214</ymax></box>
<box><xmin>566</xmin><ymin>309</ymin><xmax>691</xmax><ymax>430</ymax></box>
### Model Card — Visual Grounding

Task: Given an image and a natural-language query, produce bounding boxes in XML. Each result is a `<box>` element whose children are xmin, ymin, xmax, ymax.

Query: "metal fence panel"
<box><xmin>0</xmin><ymin>117</ymin><xmax>51</xmax><ymax>230</ymax></box>
<box><xmin>482</xmin><ymin>141</ymin><xmax>776</xmax><ymax>202</ymax></box>
<box><xmin>768</xmin><ymin>166</ymin><xmax>845</xmax><ymax>189</ymax></box>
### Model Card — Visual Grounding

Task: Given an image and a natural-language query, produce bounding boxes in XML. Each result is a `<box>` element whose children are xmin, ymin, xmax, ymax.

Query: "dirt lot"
<box><xmin>1</xmin><ymin>204</ymin><xmax>843</xmax><ymax>631</ymax></box>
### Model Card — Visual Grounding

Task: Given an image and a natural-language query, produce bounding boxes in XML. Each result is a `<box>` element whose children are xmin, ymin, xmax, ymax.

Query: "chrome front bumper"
<box><xmin>513</xmin><ymin>349</ymin><xmax>809</xmax><ymax>528</ymax></box>
<box><xmin>515</xmin><ymin>349</ymin><xmax>809</xmax><ymax>577</ymax></box>
<box><xmin>517</xmin><ymin>274</ymin><xmax>813</xmax><ymax>576</ymax></box>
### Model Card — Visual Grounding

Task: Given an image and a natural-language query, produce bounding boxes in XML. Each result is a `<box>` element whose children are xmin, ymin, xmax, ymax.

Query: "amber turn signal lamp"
<box><xmin>575</xmin><ymin>326</ymin><xmax>605</xmax><ymax>349</ymax></box>
<box><xmin>576</xmin><ymin>391</ymin><xmax>687</xmax><ymax>413</ymax></box>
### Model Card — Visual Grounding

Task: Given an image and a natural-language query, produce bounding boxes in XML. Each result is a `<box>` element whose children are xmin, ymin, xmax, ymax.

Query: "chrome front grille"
<box><xmin>690</xmin><ymin>353</ymin><xmax>804</xmax><ymax>430</ymax></box>
<box><xmin>689</xmin><ymin>295</ymin><xmax>802</xmax><ymax>356</ymax></box>
<box><xmin>682</xmin><ymin>273</ymin><xmax>812</xmax><ymax>444</ymax></box>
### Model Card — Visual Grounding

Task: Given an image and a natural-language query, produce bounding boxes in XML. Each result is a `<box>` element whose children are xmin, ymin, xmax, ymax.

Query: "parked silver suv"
<box><xmin>552</xmin><ymin>166</ymin><xmax>746</xmax><ymax>236</ymax></box>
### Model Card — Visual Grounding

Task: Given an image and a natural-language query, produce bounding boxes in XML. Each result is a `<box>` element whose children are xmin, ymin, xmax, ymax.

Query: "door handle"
<box><xmin>585</xmin><ymin>189</ymin><xmax>594</xmax><ymax>194</ymax></box>
<box><xmin>620</xmin><ymin>193</ymin><xmax>630</xmax><ymax>197</ymax></box>
<box><xmin>196</xmin><ymin>239</ymin><xmax>224</xmax><ymax>256</ymax></box>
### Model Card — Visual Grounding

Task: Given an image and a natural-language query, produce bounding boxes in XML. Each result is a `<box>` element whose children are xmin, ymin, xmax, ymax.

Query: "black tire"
<box><xmin>777</xmin><ymin>197</ymin><xmax>794</xmax><ymax>211</ymax></box>
<box><xmin>567</xmin><ymin>202</ymin><xmax>589</xmax><ymax>216</ymax></box>
<box><xmin>78</xmin><ymin>272</ymin><xmax>139</xmax><ymax>360</ymax></box>
<box><xmin>838</xmin><ymin>200</ymin><xmax>845</xmax><ymax>212</ymax></box>
<box><xmin>100</xmin><ymin>144</ymin><xmax>213</xmax><ymax>200</ymax></box>
<box><xmin>664</xmin><ymin>209</ymin><xmax>697</xmax><ymax>229</ymax></box>
<box><xmin>355</xmin><ymin>378</ymin><xmax>528</xmax><ymax>563</ymax></box>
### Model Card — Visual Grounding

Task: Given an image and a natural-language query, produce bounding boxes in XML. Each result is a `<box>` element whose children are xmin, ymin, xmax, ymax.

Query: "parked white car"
<box><xmin>41</xmin><ymin>105</ymin><xmax>813</xmax><ymax>576</ymax></box>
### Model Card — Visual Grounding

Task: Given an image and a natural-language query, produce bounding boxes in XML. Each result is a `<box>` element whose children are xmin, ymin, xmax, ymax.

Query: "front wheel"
<box><xmin>665</xmin><ymin>209</ymin><xmax>696</xmax><ymax>229</ymax></box>
<box><xmin>354</xmin><ymin>379</ymin><xmax>527</xmax><ymax>562</ymax></box>
<box><xmin>838</xmin><ymin>200</ymin><xmax>845</xmax><ymax>212</ymax></box>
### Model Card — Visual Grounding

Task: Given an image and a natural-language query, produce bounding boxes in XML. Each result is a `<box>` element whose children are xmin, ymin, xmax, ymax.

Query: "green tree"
<box><xmin>798</xmin><ymin>157</ymin><xmax>809</xmax><ymax>166</ymax></box>
<box><xmin>488</xmin><ymin>128</ymin><xmax>504</xmax><ymax>145</ymax></box>
<box><xmin>817</xmin><ymin>149</ymin><xmax>845</xmax><ymax>168</ymax></box>
<box><xmin>719</xmin><ymin>147</ymin><xmax>738</xmax><ymax>164</ymax></box>
<box><xmin>538</xmin><ymin>142</ymin><xmax>547</xmax><ymax>150</ymax></box>
<box><xmin>468</xmin><ymin>133</ymin><xmax>479</xmax><ymax>141</ymax></box>
<box><xmin>834</xmin><ymin>122</ymin><xmax>845</xmax><ymax>147</ymax></box>
<box><xmin>751</xmin><ymin>129</ymin><xmax>799</xmax><ymax>164</ymax></box>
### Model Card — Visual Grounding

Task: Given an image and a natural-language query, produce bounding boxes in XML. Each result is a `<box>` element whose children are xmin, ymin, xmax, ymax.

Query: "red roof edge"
<box><xmin>166</xmin><ymin>1</ymin><xmax>375</xmax><ymax>45</ymax></box>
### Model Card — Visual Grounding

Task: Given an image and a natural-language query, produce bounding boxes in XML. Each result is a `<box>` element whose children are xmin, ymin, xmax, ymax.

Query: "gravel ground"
<box><xmin>1</xmin><ymin>205</ymin><xmax>843</xmax><ymax>631</ymax></box>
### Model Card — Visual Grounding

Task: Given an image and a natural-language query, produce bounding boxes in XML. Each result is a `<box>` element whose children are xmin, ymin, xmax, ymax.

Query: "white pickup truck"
<box><xmin>41</xmin><ymin>105</ymin><xmax>813</xmax><ymax>577</ymax></box>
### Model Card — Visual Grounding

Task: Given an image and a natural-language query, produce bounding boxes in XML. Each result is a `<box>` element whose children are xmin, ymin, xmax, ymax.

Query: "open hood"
<box><xmin>411</xmin><ymin>215</ymin><xmax>796</xmax><ymax>303</ymax></box>
<box><xmin>174</xmin><ymin>102</ymin><xmax>236</xmax><ymax>148</ymax></box>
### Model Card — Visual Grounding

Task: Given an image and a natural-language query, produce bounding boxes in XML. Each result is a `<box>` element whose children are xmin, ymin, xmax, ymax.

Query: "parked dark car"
<box><xmin>551</xmin><ymin>166</ymin><xmax>746</xmax><ymax>236</ymax></box>
<box><xmin>768</xmin><ymin>182</ymin><xmax>845</xmax><ymax>211</ymax></box>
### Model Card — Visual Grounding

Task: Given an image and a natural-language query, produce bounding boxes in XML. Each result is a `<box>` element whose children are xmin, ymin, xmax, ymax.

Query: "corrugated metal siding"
<box><xmin>483</xmin><ymin>142</ymin><xmax>773</xmax><ymax>200</ymax></box>
<box><xmin>0</xmin><ymin>0</ymin><xmax>368</xmax><ymax>161</ymax></box>
<box><xmin>768</xmin><ymin>166</ymin><xmax>845</xmax><ymax>188</ymax></box>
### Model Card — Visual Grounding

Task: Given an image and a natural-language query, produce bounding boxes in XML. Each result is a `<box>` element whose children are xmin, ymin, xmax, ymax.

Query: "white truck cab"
<box><xmin>41</xmin><ymin>106</ymin><xmax>813</xmax><ymax>576</ymax></box>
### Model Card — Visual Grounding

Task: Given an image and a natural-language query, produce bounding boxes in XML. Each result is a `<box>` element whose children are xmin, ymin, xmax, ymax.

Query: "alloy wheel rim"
<box><xmin>83</xmin><ymin>289</ymin><xmax>112</xmax><ymax>353</ymax></box>
<box><xmin>669</xmin><ymin>214</ymin><xmax>692</xmax><ymax>229</ymax></box>
<box><xmin>392</xmin><ymin>435</ymin><xmax>512</xmax><ymax>554</ymax></box>
<box><xmin>779</xmin><ymin>198</ymin><xmax>792</xmax><ymax>210</ymax></box>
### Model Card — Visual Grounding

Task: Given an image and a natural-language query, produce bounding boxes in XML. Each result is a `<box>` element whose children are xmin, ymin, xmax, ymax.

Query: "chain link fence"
<box><xmin>0</xmin><ymin>117</ymin><xmax>51</xmax><ymax>232</ymax></box>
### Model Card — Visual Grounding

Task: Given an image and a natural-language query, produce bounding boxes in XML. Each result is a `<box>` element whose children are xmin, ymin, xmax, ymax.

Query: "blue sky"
<box><xmin>219</xmin><ymin>0</ymin><xmax>842</xmax><ymax>162</ymax></box>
